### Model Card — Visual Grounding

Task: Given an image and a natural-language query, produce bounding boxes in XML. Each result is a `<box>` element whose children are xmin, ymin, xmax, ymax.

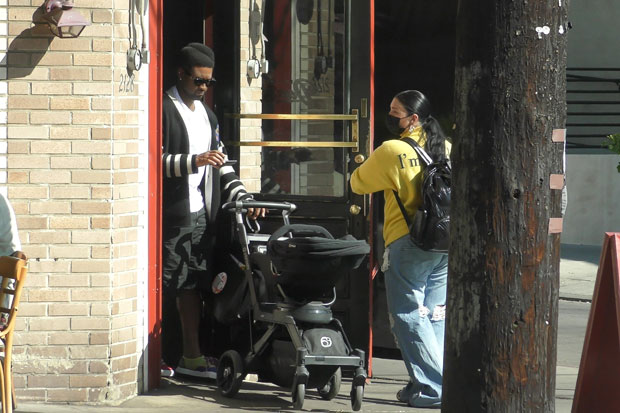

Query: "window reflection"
<box><xmin>260</xmin><ymin>0</ymin><xmax>346</xmax><ymax>197</ymax></box>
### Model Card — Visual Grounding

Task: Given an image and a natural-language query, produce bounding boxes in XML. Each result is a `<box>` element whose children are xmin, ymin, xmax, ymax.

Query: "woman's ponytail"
<box><xmin>421</xmin><ymin>115</ymin><xmax>447</xmax><ymax>162</ymax></box>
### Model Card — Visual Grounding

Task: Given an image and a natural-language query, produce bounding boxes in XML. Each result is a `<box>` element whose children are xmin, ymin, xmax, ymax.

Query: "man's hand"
<box><xmin>246</xmin><ymin>208</ymin><xmax>267</xmax><ymax>220</ymax></box>
<box><xmin>195</xmin><ymin>150</ymin><xmax>226</xmax><ymax>168</ymax></box>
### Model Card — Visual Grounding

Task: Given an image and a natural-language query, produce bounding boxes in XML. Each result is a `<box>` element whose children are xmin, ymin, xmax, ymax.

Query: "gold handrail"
<box><xmin>229</xmin><ymin>141</ymin><xmax>357</xmax><ymax>148</ymax></box>
<box><xmin>226</xmin><ymin>113</ymin><xmax>357</xmax><ymax>120</ymax></box>
<box><xmin>224</xmin><ymin>110</ymin><xmax>359</xmax><ymax>152</ymax></box>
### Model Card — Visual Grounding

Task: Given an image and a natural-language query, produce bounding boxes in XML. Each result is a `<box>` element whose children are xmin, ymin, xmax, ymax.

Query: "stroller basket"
<box><xmin>267</xmin><ymin>224</ymin><xmax>370</xmax><ymax>298</ymax></box>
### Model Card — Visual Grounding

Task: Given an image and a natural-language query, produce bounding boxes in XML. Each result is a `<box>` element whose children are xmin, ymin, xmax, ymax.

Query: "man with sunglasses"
<box><xmin>161</xmin><ymin>42</ymin><xmax>265</xmax><ymax>379</ymax></box>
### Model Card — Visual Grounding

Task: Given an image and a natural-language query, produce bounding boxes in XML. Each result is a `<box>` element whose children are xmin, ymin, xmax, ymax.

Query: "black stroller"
<box><xmin>211</xmin><ymin>200</ymin><xmax>370</xmax><ymax>410</ymax></box>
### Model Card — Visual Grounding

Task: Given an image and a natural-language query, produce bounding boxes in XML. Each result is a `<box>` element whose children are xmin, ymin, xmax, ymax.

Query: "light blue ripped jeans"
<box><xmin>382</xmin><ymin>234</ymin><xmax>448</xmax><ymax>407</ymax></box>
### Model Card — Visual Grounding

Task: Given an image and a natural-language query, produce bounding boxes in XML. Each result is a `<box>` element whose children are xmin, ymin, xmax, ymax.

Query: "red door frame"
<box><xmin>367</xmin><ymin>0</ymin><xmax>376</xmax><ymax>376</ymax></box>
<box><xmin>147</xmin><ymin>0</ymin><xmax>163</xmax><ymax>390</ymax></box>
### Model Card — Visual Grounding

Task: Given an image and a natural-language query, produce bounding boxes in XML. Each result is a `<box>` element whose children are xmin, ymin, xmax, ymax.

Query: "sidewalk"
<box><xmin>16</xmin><ymin>243</ymin><xmax>601</xmax><ymax>412</ymax></box>
<box><xmin>559</xmin><ymin>243</ymin><xmax>601</xmax><ymax>302</ymax></box>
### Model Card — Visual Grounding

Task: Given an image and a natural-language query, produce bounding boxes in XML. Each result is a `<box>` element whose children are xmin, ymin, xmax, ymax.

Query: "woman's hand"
<box><xmin>195</xmin><ymin>150</ymin><xmax>226</xmax><ymax>168</ymax></box>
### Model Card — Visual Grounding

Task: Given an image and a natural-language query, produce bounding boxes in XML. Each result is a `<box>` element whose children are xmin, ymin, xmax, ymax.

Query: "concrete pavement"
<box><xmin>559</xmin><ymin>243</ymin><xmax>601</xmax><ymax>302</ymax></box>
<box><xmin>16</xmin><ymin>243</ymin><xmax>602</xmax><ymax>412</ymax></box>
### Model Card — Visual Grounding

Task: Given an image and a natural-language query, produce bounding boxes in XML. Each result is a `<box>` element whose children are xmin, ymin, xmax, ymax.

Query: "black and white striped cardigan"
<box><xmin>162</xmin><ymin>92</ymin><xmax>251</xmax><ymax>228</ymax></box>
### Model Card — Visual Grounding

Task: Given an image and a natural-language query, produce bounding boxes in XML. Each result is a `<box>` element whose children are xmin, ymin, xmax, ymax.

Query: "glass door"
<box><xmin>258</xmin><ymin>0</ymin><xmax>352</xmax><ymax>198</ymax></box>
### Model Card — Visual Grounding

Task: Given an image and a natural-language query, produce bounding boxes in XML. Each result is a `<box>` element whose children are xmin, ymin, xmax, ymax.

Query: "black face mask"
<box><xmin>385</xmin><ymin>114</ymin><xmax>406</xmax><ymax>136</ymax></box>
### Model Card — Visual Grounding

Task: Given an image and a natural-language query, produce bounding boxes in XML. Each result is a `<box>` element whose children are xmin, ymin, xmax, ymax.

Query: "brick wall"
<box><xmin>4</xmin><ymin>1</ymin><xmax>147</xmax><ymax>403</ymax></box>
<box><xmin>238</xmin><ymin>0</ymin><xmax>262</xmax><ymax>193</ymax></box>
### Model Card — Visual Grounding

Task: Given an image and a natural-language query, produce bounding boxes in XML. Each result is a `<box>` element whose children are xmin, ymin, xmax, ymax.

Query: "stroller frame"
<box><xmin>217</xmin><ymin>200</ymin><xmax>367</xmax><ymax>411</ymax></box>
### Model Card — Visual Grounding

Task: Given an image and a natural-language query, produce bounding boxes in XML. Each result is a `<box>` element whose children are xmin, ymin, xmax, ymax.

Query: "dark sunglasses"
<box><xmin>185</xmin><ymin>71</ymin><xmax>216</xmax><ymax>87</ymax></box>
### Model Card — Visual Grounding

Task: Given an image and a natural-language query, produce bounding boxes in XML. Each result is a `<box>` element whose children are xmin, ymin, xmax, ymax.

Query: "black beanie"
<box><xmin>179</xmin><ymin>42</ymin><xmax>215</xmax><ymax>69</ymax></box>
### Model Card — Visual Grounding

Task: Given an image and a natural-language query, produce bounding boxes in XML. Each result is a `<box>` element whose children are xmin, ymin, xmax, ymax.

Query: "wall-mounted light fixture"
<box><xmin>42</xmin><ymin>0</ymin><xmax>90</xmax><ymax>38</ymax></box>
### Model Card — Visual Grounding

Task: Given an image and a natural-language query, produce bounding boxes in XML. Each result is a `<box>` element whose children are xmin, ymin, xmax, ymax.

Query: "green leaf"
<box><xmin>607</xmin><ymin>134</ymin><xmax>620</xmax><ymax>173</ymax></box>
<box><xmin>607</xmin><ymin>133</ymin><xmax>620</xmax><ymax>154</ymax></box>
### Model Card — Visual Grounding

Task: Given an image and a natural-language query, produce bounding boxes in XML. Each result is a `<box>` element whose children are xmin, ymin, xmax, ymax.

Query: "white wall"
<box><xmin>568</xmin><ymin>0</ymin><xmax>620</xmax><ymax>67</ymax></box>
<box><xmin>562</xmin><ymin>1</ymin><xmax>620</xmax><ymax>245</ymax></box>
<box><xmin>562</xmin><ymin>154</ymin><xmax>620</xmax><ymax>245</ymax></box>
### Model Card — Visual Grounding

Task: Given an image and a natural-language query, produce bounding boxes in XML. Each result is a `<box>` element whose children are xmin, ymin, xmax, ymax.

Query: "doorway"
<box><xmin>150</xmin><ymin>0</ymin><xmax>377</xmax><ymax>387</ymax></box>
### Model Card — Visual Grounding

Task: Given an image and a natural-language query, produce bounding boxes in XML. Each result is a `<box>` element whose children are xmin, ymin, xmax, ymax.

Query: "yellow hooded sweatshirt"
<box><xmin>350</xmin><ymin>126</ymin><xmax>451</xmax><ymax>247</ymax></box>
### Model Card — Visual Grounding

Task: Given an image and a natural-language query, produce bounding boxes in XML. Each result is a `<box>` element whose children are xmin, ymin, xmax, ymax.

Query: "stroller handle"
<box><xmin>222</xmin><ymin>200</ymin><xmax>297</xmax><ymax>213</ymax></box>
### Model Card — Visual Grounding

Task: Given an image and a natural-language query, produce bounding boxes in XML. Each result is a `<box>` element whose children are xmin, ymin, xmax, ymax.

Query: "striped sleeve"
<box><xmin>162</xmin><ymin>152</ymin><xmax>198</xmax><ymax>178</ymax></box>
<box><xmin>221</xmin><ymin>174</ymin><xmax>251</xmax><ymax>203</ymax></box>
<box><xmin>217</xmin><ymin>139</ymin><xmax>252</xmax><ymax>202</ymax></box>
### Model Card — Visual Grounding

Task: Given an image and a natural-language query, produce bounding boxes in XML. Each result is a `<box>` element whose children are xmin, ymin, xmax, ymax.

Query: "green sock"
<box><xmin>183</xmin><ymin>356</ymin><xmax>206</xmax><ymax>369</ymax></box>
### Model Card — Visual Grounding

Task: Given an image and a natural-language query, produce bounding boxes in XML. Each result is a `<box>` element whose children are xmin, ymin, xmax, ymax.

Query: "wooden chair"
<box><xmin>0</xmin><ymin>256</ymin><xmax>27</xmax><ymax>413</ymax></box>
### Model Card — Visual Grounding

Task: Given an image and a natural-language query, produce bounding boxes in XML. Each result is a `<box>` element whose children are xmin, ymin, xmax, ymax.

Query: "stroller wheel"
<box><xmin>292</xmin><ymin>382</ymin><xmax>305</xmax><ymax>410</ymax></box>
<box><xmin>317</xmin><ymin>367</ymin><xmax>341</xmax><ymax>400</ymax></box>
<box><xmin>217</xmin><ymin>350</ymin><xmax>245</xmax><ymax>398</ymax></box>
<box><xmin>350</xmin><ymin>383</ymin><xmax>364</xmax><ymax>411</ymax></box>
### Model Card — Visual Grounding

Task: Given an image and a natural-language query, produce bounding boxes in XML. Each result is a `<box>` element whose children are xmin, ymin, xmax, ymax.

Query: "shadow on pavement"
<box><xmin>118</xmin><ymin>372</ymin><xmax>423</xmax><ymax>412</ymax></box>
<box><xmin>561</xmin><ymin>243</ymin><xmax>602</xmax><ymax>266</ymax></box>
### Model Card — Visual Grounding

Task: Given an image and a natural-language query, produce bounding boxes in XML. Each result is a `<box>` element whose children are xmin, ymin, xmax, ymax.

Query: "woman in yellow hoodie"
<box><xmin>351</xmin><ymin>90</ymin><xmax>450</xmax><ymax>408</ymax></box>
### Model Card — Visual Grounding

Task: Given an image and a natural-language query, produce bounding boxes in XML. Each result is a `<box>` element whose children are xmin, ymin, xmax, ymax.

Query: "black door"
<box><xmin>222</xmin><ymin>0</ymin><xmax>374</xmax><ymax>355</ymax></box>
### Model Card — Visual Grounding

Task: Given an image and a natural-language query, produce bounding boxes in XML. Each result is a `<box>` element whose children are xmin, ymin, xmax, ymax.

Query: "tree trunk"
<box><xmin>443</xmin><ymin>1</ymin><xmax>568</xmax><ymax>412</ymax></box>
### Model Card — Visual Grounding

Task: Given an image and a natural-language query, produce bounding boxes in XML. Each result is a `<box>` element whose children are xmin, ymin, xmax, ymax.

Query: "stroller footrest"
<box><xmin>258</xmin><ymin>302</ymin><xmax>278</xmax><ymax>312</ymax></box>
<box><xmin>302</xmin><ymin>354</ymin><xmax>365</xmax><ymax>368</ymax></box>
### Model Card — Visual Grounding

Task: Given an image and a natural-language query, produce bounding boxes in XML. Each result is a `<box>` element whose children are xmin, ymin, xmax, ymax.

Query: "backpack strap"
<box><xmin>402</xmin><ymin>137</ymin><xmax>434</xmax><ymax>166</ymax></box>
<box><xmin>391</xmin><ymin>137</ymin><xmax>432</xmax><ymax>231</ymax></box>
<box><xmin>393</xmin><ymin>189</ymin><xmax>413</xmax><ymax>229</ymax></box>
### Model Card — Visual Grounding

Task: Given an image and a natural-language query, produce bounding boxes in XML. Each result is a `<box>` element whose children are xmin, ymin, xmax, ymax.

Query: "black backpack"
<box><xmin>393</xmin><ymin>137</ymin><xmax>451</xmax><ymax>253</ymax></box>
